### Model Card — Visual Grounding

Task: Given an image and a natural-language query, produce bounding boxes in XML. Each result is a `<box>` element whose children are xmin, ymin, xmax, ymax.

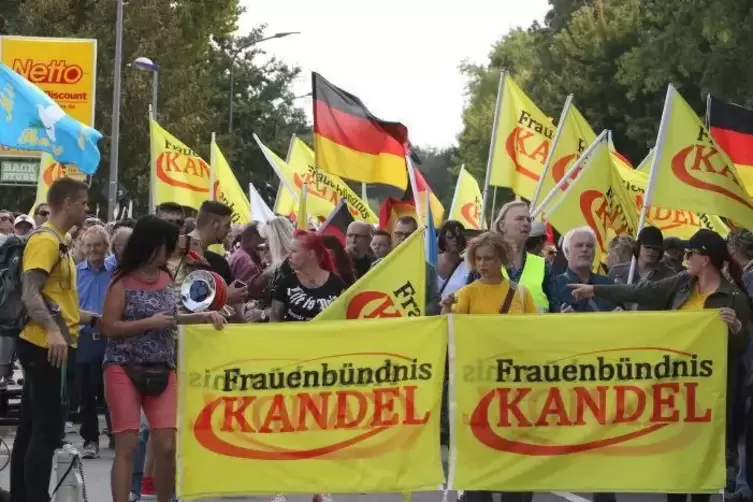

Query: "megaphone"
<box><xmin>180</xmin><ymin>270</ymin><xmax>228</xmax><ymax>312</ymax></box>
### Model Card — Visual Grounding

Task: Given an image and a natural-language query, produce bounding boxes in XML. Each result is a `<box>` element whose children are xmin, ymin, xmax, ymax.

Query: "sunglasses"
<box><xmin>684</xmin><ymin>249</ymin><xmax>705</xmax><ymax>260</ymax></box>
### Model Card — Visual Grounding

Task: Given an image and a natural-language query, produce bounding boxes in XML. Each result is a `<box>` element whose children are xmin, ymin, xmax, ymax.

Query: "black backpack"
<box><xmin>0</xmin><ymin>228</ymin><xmax>64</xmax><ymax>337</ymax></box>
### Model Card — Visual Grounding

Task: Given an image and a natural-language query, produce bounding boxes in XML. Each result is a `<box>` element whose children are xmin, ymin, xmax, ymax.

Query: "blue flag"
<box><xmin>0</xmin><ymin>62</ymin><xmax>102</xmax><ymax>174</ymax></box>
<box><xmin>425</xmin><ymin>196</ymin><xmax>438</xmax><ymax>267</ymax></box>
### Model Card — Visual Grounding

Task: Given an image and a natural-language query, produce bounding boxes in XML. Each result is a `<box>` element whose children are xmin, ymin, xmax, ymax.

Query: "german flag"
<box><xmin>313</xmin><ymin>72</ymin><xmax>409</xmax><ymax>191</ymax></box>
<box><xmin>708</xmin><ymin>95</ymin><xmax>753</xmax><ymax>193</ymax></box>
<box><xmin>319</xmin><ymin>200</ymin><xmax>354</xmax><ymax>246</ymax></box>
<box><xmin>378</xmin><ymin>197</ymin><xmax>418</xmax><ymax>233</ymax></box>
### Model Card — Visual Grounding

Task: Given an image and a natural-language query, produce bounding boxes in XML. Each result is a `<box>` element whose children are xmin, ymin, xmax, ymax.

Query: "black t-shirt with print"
<box><xmin>272</xmin><ymin>271</ymin><xmax>345</xmax><ymax>322</ymax></box>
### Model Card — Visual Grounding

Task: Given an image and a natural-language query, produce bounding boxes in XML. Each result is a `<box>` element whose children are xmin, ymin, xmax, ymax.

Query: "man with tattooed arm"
<box><xmin>10</xmin><ymin>177</ymin><xmax>101</xmax><ymax>502</ymax></box>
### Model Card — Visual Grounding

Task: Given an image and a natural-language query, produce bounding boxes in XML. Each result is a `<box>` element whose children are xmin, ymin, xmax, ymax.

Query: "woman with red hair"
<box><xmin>270</xmin><ymin>230</ymin><xmax>346</xmax><ymax>322</ymax></box>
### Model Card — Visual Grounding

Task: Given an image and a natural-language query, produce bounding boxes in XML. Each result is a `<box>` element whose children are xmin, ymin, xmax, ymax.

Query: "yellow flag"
<box><xmin>296</xmin><ymin>184</ymin><xmax>308</xmax><ymax>230</ymax></box>
<box><xmin>275</xmin><ymin>136</ymin><xmax>378</xmax><ymax>223</ymax></box>
<box><xmin>546</xmin><ymin>137</ymin><xmax>637</xmax><ymax>255</ymax></box>
<box><xmin>612</xmin><ymin>150</ymin><xmax>729</xmax><ymax>239</ymax></box>
<box><xmin>31</xmin><ymin>153</ymin><xmax>88</xmax><ymax>211</ymax></box>
<box><xmin>448</xmin><ymin>165</ymin><xmax>484</xmax><ymax>229</ymax></box>
<box><xmin>316</xmin><ymin>229</ymin><xmax>425</xmax><ymax>320</ymax></box>
<box><xmin>489</xmin><ymin>73</ymin><xmax>556</xmax><ymax>200</ymax></box>
<box><xmin>532</xmin><ymin>101</ymin><xmax>597</xmax><ymax>209</ymax></box>
<box><xmin>210</xmin><ymin>139</ymin><xmax>250</xmax><ymax>225</ymax></box>
<box><xmin>150</xmin><ymin>119</ymin><xmax>210</xmax><ymax>210</ymax></box>
<box><xmin>650</xmin><ymin>85</ymin><xmax>753</xmax><ymax>226</ymax></box>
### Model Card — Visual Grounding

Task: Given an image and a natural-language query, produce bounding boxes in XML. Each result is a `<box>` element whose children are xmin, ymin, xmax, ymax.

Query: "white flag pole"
<box><xmin>627</xmin><ymin>84</ymin><xmax>675</xmax><ymax>285</ymax></box>
<box><xmin>480</xmin><ymin>70</ymin><xmax>506</xmax><ymax>224</ymax></box>
<box><xmin>531</xmin><ymin>129</ymin><xmax>609</xmax><ymax>219</ymax></box>
<box><xmin>530</xmin><ymin>94</ymin><xmax>573</xmax><ymax>210</ymax></box>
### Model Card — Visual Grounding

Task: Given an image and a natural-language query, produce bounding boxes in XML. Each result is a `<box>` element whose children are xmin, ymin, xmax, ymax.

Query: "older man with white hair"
<box><xmin>550</xmin><ymin>226</ymin><xmax>621</xmax><ymax>314</ymax></box>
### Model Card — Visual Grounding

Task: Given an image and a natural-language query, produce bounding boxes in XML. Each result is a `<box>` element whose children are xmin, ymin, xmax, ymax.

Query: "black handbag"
<box><xmin>123</xmin><ymin>363</ymin><xmax>171</xmax><ymax>396</ymax></box>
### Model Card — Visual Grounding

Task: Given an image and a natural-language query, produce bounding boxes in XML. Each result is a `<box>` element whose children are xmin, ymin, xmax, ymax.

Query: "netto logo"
<box><xmin>12</xmin><ymin>59</ymin><xmax>83</xmax><ymax>85</ymax></box>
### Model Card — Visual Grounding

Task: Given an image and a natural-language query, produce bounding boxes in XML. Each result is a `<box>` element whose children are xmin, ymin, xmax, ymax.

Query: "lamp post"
<box><xmin>130</xmin><ymin>57</ymin><xmax>160</xmax><ymax>119</ymax></box>
<box><xmin>107</xmin><ymin>0</ymin><xmax>125</xmax><ymax>223</ymax></box>
<box><xmin>228</xmin><ymin>31</ymin><xmax>300</xmax><ymax>134</ymax></box>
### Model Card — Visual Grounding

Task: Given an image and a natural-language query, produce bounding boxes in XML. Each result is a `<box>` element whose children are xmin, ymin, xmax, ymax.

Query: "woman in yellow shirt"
<box><xmin>441</xmin><ymin>232</ymin><xmax>538</xmax><ymax>315</ymax></box>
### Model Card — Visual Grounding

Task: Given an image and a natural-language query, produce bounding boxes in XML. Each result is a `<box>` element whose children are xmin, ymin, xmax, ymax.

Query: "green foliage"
<box><xmin>0</xmin><ymin>0</ymin><xmax>307</xmax><ymax>214</ymax></box>
<box><xmin>456</xmin><ymin>0</ymin><xmax>753</xmax><ymax>184</ymax></box>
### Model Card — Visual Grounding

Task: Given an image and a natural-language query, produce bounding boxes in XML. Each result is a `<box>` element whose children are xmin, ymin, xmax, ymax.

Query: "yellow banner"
<box><xmin>450</xmin><ymin>310</ymin><xmax>727</xmax><ymax>492</ymax></box>
<box><xmin>150</xmin><ymin>120</ymin><xmax>210</xmax><ymax>210</ymax></box>
<box><xmin>177</xmin><ymin>317</ymin><xmax>447</xmax><ymax>498</ymax></box>
<box><xmin>449</xmin><ymin>166</ymin><xmax>484</xmax><ymax>229</ymax></box>
<box><xmin>533</xmin><ymin>102</ymin><xmax>597</xmax><ymax>209</ymax></box>
<box><xmin>489</xmin><ymin>74</ymin><xmax>555</xmax><ymax>200</ymax></box>
<box><xmin>0</xmin><ymin>35</ymin><xmax>97</xmax><ymax>127</ymax></box>
<box><xmin>316</xmin><ymin>229</ymin><xmax>425</xmax><ymax>320</ymax></box>
<box><xmin>211</xmin><ymin>140</ymin><xmax>250</xmax><ymax>225</ymax></box>
<box><xmin>652</xmin><ymin>85</ymin><xmax>753</xmax><ymax>227</ymax></box>
<box><xmin>274</xmin><ymin>136</ymin><xmax>378</xmax><ymax>223</ymax></box>
<box><xmin>545</xmin><ymin>138</ymin><xmax>637</xmax><ymax>255</ymax></box>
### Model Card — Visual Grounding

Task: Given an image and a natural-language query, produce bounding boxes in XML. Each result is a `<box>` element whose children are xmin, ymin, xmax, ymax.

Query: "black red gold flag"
<box><xmin>318</xmin><ymin>200</ymin><xmax>354</xmax><ymax>246</ymax></box>
<box><xmin>313</xmin><ymin>72</ymin><xmax>409</xmax><ymax>191</ymax></box>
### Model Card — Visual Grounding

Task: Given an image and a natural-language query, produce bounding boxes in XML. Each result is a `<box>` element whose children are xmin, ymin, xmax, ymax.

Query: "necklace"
<box><xmin>139</xmin><ymin>268</ymin><xmax>160</xmax><ymax>284</ymax></box>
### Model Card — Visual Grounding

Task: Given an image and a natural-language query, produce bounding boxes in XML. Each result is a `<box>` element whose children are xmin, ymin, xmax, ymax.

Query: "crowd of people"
<box><xmin>2</xmin><ymin>177</ymin><xmax>753</xmax><ymax>502</ymax></box>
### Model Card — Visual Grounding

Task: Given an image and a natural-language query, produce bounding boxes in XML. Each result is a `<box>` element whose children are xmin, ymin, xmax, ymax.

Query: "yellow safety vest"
<box><xmin>503</xmin><ymin>253</ymin><xmax>548</xmax><ymax>312</ymax></box>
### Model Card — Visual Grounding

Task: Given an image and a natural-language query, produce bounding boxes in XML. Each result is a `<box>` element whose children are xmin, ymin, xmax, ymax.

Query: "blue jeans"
<box><xmin>130</xmin><ymin>417</ymin><xmax>150</xmax><ymax>496</ymax></box>
<box><xmin>738</xmin><ymin>438</ymin><xmax>752</xmax><ymax>494</ymax></box>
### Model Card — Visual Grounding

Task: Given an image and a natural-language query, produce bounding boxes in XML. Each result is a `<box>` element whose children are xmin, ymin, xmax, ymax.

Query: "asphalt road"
<box><xmin>0</xmin><ymin>427</ymin><xmax>725</xmax><ymax>502</ymax></box>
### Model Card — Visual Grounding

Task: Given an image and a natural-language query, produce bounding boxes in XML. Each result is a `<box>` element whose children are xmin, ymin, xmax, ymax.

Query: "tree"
<box><xmin>455</xmin><ymin>0</ymin><xmax>753</xmax><ymax>186</ymax></box>
<box><xmin>0</xmin><ymin>0</ymin><xmax>307</xmax><ymax>214</ymax></box>
<box><xmin>412</xmin><ymin>145</ymin><xmax>457</xmax><ymax>210</ymax></box>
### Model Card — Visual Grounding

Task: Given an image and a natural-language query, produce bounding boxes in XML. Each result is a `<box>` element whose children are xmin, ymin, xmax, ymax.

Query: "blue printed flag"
<box><xmin>0</xmin><ymin>62</ymin><xmax>102</xmax><ymax>174</ymax></box>
<box><xmin>425</xmin><ymin>192</ymin><xmax>438</xmax><ymax>267</ymax></box>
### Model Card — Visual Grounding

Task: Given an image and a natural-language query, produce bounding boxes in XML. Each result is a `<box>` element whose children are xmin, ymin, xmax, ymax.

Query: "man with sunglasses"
<box><xmin>33</xmin><ymin>203</ymin><xmax>50</xmax><ymax>227</ymax></box>
<box><xmin>0</xmin><ymin>210</ymin><xmax>13</xmax><ymax>236</ymax></box>
<box><xmin>608</xmin><ymin>226</ymin><xmax>676</xmax><ymax>307</ymax></box>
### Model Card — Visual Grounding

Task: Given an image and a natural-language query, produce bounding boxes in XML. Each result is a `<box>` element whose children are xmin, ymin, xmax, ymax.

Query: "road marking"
<box><xmin>552</xmin><ymin>492</ymin><xmax>593</xmax><ymax>502</ymax></box>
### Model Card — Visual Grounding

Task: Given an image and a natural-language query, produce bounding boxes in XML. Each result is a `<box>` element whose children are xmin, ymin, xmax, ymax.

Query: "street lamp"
<box><xmin>228</xmin><ymin>31</ymin><xmax>300</xmax><ymax>134</ymax></box>
<box><xmin>130</xmin><ymin>56</ymin><xmax>160</xmax><ymax>119</ymax></box>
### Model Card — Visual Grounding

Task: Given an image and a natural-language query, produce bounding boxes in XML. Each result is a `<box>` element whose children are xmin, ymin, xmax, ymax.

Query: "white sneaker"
<box><xmin>271</xmin><ymin>495</ymin><xmax>288</xmax><ymax>502</ymax></box>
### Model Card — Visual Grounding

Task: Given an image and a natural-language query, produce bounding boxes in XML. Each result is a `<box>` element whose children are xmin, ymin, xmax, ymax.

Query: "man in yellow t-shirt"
<box><xmin>12</xmin><ymin>177</ymin><xmax>99</xmax><ymax>502</ymax></box>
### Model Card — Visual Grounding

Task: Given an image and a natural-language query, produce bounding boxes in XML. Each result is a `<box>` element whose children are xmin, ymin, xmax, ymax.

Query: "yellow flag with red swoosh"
<box><xmin>488</xmin><ymin>73</ymin><xmax>556</xmax><ymax>200</ymax></box>
<box><xmin>531</xmin><ymin>101</ymin><xmax>597</xmax><ymax>210</ymax></box>
<box><xmin>263</xmin><ymin>135</ymin><xmax>377</xmax><ymax>223</ymax></box>
<box><xmin>545</xmin><ymin>136</ymin><xmax>637</xmax><ymax>255</ymax></box>
<box><xmin>448</xmin><ymin>165</ymin><xmax>485</xmax><ymax>229</ymax></box>
<box><xmin>315</xmin><ymin>229</ymin><xmax>425</xmax><ymax>320</ymax></box>
<box><xmin>150</xmin><ymin>120</ymin><xmax>210</xmax><ymax>210</ymax></box>
<box><xmin>649</xmin><ymin>85</ymin><xmax>753</xmax><ymax>227</ymax></box>
<box><xmin>611</xmin><ymin>148</ymin><xmax>729</xmax><ymax>239</ymax></box>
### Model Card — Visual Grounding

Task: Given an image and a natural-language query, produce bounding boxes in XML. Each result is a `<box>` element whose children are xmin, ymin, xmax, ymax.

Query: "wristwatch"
<box><xmin>89</xmin><ymin>315</ymin><xmax>100</xmax><ymax>328</ymax></box>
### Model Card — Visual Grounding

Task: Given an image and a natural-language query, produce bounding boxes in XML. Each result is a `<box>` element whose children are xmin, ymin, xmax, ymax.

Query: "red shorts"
<box><xmin>104</xmin><ymin>364</ymin><xmax>177</xmax><ymax>433</ymax></box>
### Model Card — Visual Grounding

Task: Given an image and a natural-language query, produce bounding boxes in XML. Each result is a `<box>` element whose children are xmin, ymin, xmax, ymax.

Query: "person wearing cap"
<box><xmin>571</xmin><ymin>228</ymin><xmax>752</xmax><ymax>502</ymax></box>
<box><xmin>525</xmin><ymin>221</ymin><xmax>548</xmax><ymax>256</ymax></box>
<box><xmin>663</xmin><ymin>236</ymin><xmax>689</xmax><ymax>272</ymax></box>
<box><xmin>13</xmin><ymin>214</ymin><xmax>35</xmax><ymax>238</ymax></box>
<box><xmin>607</xmin><ymin>226</ymin><xmax>676</xmax><ymax>301</ymax></box>
<box><xmin>493</xmin><ymin>201</ymin><xmax>553</xmax><ymax>312</ymax></box>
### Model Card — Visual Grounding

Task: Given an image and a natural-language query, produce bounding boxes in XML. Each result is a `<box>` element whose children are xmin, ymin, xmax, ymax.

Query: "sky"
<box><xmin>239</xmin><ymin>0</ymin><xmax>550</xmax><ymax>149</ymax></box>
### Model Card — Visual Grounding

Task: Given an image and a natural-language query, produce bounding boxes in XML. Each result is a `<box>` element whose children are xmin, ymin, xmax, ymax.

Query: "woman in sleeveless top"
<box><xmin>101</xmin><ymin>216</ymin><xmax>224</xmax><ymax>502</ymax></box>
